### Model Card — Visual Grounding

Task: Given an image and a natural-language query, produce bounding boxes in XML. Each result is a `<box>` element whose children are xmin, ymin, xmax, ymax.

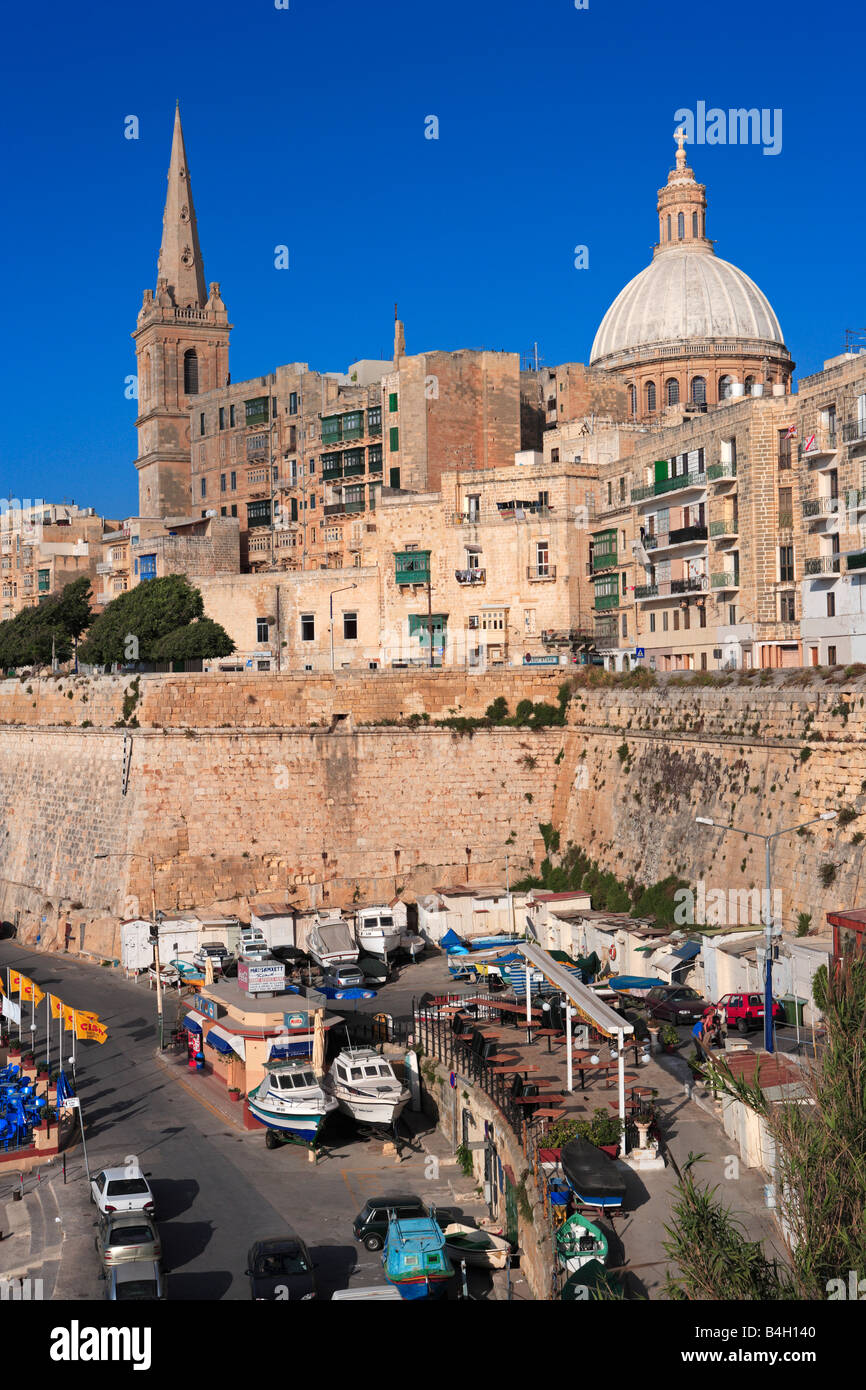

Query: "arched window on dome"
<box><xmin>744</xmin><ymin>375</ymin><xmax>755</xmax><ymax>396</ymax></box>
<box><xmin>627</xmin><ymin>383</ymin><xmax>636</xmax><ymax>417</ymax></box>
<box><xmin>646</xmin><ymin>381</ymin><xmax>657</xmax><ymax>413</ymax></box>
<box><xmin>677</xmin><ymin>212</ymin><xmax>684</xmax><ymax>240</ymax></box>
<box><xmin>183</xmin><ymin>348</ymin><xmax>199</xmax><ymax>396</ymax></box>
<box><xmin>691</xmin><ymin>377</ymin><xmax>707</xmax><ymax>405</ymax></box>
<box><xmin>718</xmin><ymin>375</ymin><xmax>733</xmax><ymax>401</ymax></box>
<box><xmin>666</xmin><ymin>378</ymin><xmax>680</xmax><ymax>406</ymax></box>
<box><xmin>667</xmin><ymin>214</ymin><xmax>671</xmax><ymax>241</ymax></box>
<box><xmin>692</xmin><ymin>211</ymin><xmax>698</xmax><ymax>238</ymax></box>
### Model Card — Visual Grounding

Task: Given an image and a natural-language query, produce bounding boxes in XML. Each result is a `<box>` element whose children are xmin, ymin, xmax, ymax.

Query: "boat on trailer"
<box><xmin>555</xmin><ymin>1210</ymin><xmax>609</xmax><ymax>1273</ymax></box>
<box><xmin>354</xmin><ymin>907</ymin><xmax>402</xmax><ymax>959</ymax></box>
<box><xmin>247</xmin><ymin>1059</ymin><xmax>337</xmax><ymax>1146</ymax></box>
<box><xmin>560</xmin><ymin>1137</ymin><xmax>627</xmax><ymax>1211</ymax></box>
<box><xmin>443</xmin><ymin>1223</ymin><xmax>512</xmax><ymax>1270</ymax></box>
<box><xmin>383</xmin><ymin>1217</ymin><xmax>454</xmax><ymax>1300</ymax></box>
<box><xmin>324</xmin><ymin>1047</ymin><xmax>410</xmax><ymax>1128</ymax></box>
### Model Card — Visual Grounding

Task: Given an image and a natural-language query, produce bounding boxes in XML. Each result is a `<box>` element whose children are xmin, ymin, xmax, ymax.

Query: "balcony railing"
<box><xmin>631</xmin><ymin>471</ymin><xmax>707</xmax><ymax>503</ymax></box>
<box><xmin>671</xmin><ymin>575</ymin><xmax>708</xmax><ymax>594</ymax></box>
<box><xmin>709</xmin><ymin>518</ymin><xmax>738</xmax><ymax>537</ymax></box>
<box><xmin>777</xmin><ymin>511</ymin><xmax>794</xmax><ymax>530</ymax></box>
<box><xmin>802</xmin><ymin>497</ymin><xmax>840</xmax><ymax>518</ymax></box>
<box><xmin>455</xmin><ymin>568</ymin><xmax>486</xmax><ymax>585</ymax></box>
<box><xmin>634</xmin><ymin>583</ymin><xmax>658</xmax><ymax>599</ymax></box>
<box><xmin>707</xmin><ymin>460</ymin><xmax>737</xmax><ymax>481</ymax></box>
<box><xmin>324</xmin><ymin>502</ymin><xmax>346</xmax><ymax>516</ymax></box>
<box><xmin>799</xmin><ymin>429</ymin><xmax>838</xmax><ymax>460</ymax></box>
<box><xmin>527</xmin><ymin>565</ymin><xmax>556</xmax><ymax>581</ymax></box>
<box><xmin>668</xmin><ymin>524</ymin><xmax>708</xmax><ymax>545</ymax></box>
<box><xmin>805</xmin><ymin>555</ymin><xmax>841</xmax><ymax>575</ymax></box>
<box><xmin>711</xmin><ymin>572</ymin><xmax>740</xmax><ymax>589</ymax></box>
<box><xmin>843</xmin><ymin>418</ymin><xmax>866</xmax><ymax>445</ymax></box>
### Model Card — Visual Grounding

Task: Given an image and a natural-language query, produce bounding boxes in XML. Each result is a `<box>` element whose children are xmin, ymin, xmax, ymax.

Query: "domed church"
<box><xmin>589</xmin><ymin>133</ymin><xmax>793</xmax><ymax>421</ymax></box>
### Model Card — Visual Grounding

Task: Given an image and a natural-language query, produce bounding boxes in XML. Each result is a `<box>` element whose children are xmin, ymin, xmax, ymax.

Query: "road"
<box><xmin>0</xmin><ymin>942</ymin><xmax>470</xmax><ymax>1301</ymax></box>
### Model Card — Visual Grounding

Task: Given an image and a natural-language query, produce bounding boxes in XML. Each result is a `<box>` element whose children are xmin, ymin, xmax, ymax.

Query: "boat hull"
<box><xmin>561</xmin><ymin>1137</ymin><xmax>627</xmax><ymax>1211</ymax></box>
<box><xmin>555</xmin><ymin>1212</ymin><xmax>609</xmax><ymax>1273</ymax></box>
<box><xmin>444</xmin><ymin>1240</ymin><xmax>509</xmax><ymax>1270</ymax></box>
<box><xmin>335</xmin><ymin>1094</ymin><xmax>409</xmax><ymax>1127</ymax></box>
<box><xmin>385</xmin><ymin>1275</ymin><xmax>450</xmax><ymax>1301</ymax></box>
<box><xmin>247</xmin><ymin>1096</ymin><xmax>336</xmax><ymax>1144</ymax></box>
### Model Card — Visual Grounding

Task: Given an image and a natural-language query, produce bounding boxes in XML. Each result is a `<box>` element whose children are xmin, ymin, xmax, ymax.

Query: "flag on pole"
<box><xmin>784</xmin><ymin>425</ymin><xmax>797</xmax><ymax>440</ymax></box>
<box><xmin>9</xmin><ymin>970</ymin><xmax>21</xmax><ymax>993</ymax></box>
<box><xmin>75</xmin><ymin>1014</ymin><xmax>108</xmax><ymax>1044</ymax></box>
<box><xmin>50</xmin><ymin>995</ymin><xmax>62</xmax><ymax>1020</ymax></box>
<box><xmin>0</xmin><ymin>973</ymin><xmax>4</xmax><ymax>996</ymax></box>
<box><xmin>62</xmin><ymin>1004</ymin><xmax>75</xmax><ymax>1031</ymax></box>
<box><xmin>20</xmin><ymin>977</ymin><xmax>45</xmax><ymax>1006</ymax></box>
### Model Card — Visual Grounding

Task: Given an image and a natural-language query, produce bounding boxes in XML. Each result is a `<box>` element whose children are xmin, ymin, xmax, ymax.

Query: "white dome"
<box><xmin>590</xmin><ymin>246</ymin><xmax>785</xmax><ymax>365</ymax></box>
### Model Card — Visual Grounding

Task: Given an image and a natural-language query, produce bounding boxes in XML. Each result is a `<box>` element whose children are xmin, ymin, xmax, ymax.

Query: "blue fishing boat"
<box><xmin>383</xmin><ymin>1217</ymin><xmax>454</xmax><ymax>1300</ymax></box>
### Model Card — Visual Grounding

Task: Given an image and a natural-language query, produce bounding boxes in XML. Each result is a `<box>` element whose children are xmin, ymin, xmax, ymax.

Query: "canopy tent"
<box><xmin>182</xmin><ymin>1010</ymin><xmax>209</xmax><ymax>1034</ymax></box>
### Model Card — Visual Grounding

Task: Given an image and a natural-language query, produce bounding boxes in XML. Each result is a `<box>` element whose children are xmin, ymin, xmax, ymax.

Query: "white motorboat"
<box><xmin>307</xmin><ymin>913</ymin><xmax>359</xmax><ymax>970</ymax></box>
<box><xmin>247</xmin><ymin>1059</ymin><xmax>338</xmax><ymax>1146</ymax></box>
<box><xmin>324</xmin><ymin>1047</ymin><xmax>410</xmax><ymax>1127</ymax></box>
<box><xmin>354</xmin><ymin>907</ymin><xmax>402</xmax><ymax>959</ymax></box>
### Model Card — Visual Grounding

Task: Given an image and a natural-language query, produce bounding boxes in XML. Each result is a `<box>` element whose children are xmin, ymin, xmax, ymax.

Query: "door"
<box><xmin>503</xmin><ymin>1172</ymin><xmax>519</xmax><ymax>1246</ymax></box>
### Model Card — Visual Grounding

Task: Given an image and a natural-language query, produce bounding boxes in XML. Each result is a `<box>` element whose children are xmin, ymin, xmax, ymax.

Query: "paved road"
<box><xmin>0</xmin><ymin>943</ymin><xmax>474</xmax><ymax>1301</ymax></box>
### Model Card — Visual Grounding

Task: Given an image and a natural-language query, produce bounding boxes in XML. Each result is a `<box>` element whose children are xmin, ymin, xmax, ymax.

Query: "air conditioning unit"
<box><xmin>468</xmin><ymin>615</ymin><xmax>479</xmax><ymax>629</ymax></box>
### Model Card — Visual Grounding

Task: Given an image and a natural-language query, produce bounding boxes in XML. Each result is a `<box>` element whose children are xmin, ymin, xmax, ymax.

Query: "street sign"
<box><xmin>635</xmin><ymin>647</ymin><xmax>645</xmax><ymax>658</ymax></box>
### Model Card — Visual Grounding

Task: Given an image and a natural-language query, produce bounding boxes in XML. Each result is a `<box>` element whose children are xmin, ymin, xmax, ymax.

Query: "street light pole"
<box><xmin>695</xmin><ymin>810</ymin><xmax>838</xmax><ymax>1053</ymax></box>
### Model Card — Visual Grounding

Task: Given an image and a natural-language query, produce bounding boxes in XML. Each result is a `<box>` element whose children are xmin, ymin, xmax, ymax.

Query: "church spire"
<box><xmin>156</xmin><ymin>104</ymin><xmax>207</xmax><ymax>308</ymax></box>
<box><xmin>653</xmin><ymin>129</ymin><xmax>712</xmax><ymax>258</ymax></box>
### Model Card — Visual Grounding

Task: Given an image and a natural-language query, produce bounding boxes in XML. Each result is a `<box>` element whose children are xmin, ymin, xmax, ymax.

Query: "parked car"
<box><xmin>356</xmin><ymin>956</ymin><xmax>390</xmax><ymax>987</ymax></box>
<box><xmin>105</xmin><ymin>1260</ymin><xmax>167</xmax><ymax>1301</ymax></box>
<box><xmin>192</xmin><ymin>942</ymin><xmax>229</xmax><ymax>974</ymax></box>
<box><xmin>245</xmin><ymin>1236</ymin><xmax>317</xmax><ymax>1300</ymax></box>
<box><xmin>320</xmin><ymin>964</ymin><xmax>365</xmax><ymax>990</ymax></box>
<box><xmin>716</xmin><ymin>992</ymin><xmax>785</xmax><ymax>1034</ymax></box>
<box><xmin>352</xmin><ymin>1195</ymin><xmax>429</xmax><ymax>1252</ymax></box>
<box><xmin>90</xmin><ymin>1166</ymin><xmax>156</xmax><ymax>1219</ymax></box>
<box><xmin>645</xmin><ymin>985</ymin><xmax>710</xmax><ymax>1024</ymax></box>
<box><xmin>96</xmin><ymin>1212</ymin><xmax>162</xmax><ymax>1273</ymax></box>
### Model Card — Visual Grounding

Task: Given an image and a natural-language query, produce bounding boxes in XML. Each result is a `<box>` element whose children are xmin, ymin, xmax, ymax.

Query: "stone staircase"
<box><xmin>0</xmin><ymin>1176</ymin><xmax>63</xmax><ymax>1299</ymax></box>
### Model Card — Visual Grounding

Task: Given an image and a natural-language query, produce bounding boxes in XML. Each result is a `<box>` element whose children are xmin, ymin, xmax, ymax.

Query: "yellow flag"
<box><xmin>75</xmin><ymin>1013</ymin><xmax>108</xmax><ymax>1044</ymax></box>
<box><xmin>50</xmin><ymin>996</ymin><xmax>62</xmax><ymax>1019</ymax></box>
<box><xmin>0</xmin><ymin>973</ymin><xmax>4</xmax><ymax>996</ymax></box>
<box><xmin>9</xmin><ymin>970</ymin><xmax>21</xmax><ymax>994</ymax></box>
<box><xmin>20</xmin><ymin>977</ymin><xmax>45</xmax><ymax>1006</ymax></box>
<box><xmin>62</xmin><ymin>1004</ymin><xmax>75</xmax><ymax>1031</ymax></box>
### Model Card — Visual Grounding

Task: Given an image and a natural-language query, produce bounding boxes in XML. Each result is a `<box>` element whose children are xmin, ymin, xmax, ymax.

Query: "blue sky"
<box><xmin>1</xmin><ymin>0</ymin><xmax>863</xmax><ymax>519</ymax></box>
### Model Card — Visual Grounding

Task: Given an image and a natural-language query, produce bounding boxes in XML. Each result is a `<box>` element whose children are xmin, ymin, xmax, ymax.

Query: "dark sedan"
<box><xmin>645</xmin><ymin>985</ymin><xmax>710</xmax><ymax>1023</ymax></box>
<box><xmin>246</xmin><ymin>1236</ymin><xmax>317</xmax><ymax>1300</ymax></box>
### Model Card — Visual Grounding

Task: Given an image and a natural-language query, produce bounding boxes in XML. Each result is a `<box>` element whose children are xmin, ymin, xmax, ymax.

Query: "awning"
<box><xmin>649</xmin><ymin>952</ymin><xmax>685</xmax><ymax>976</ymax></box>
<box><xmin>204</xmin><ymin>1024</ymin><xmax>246</xmax><ymax>1060</ymax></box>
<box><xmin>269</xmin><ymin>1038</ymin><xmax>313</xmax><ymax>1059</ymax></box>
<box><xmin>183</xmin><ymin>1010</ymin><xmax>208</xmax><ymax>1034</ymax></box>
<box><xmin>672</xmin><ymin>940</ymin><xmax>701</xmax><ymax>962</ymax></box>
<box><xmin>517</xmin><ymin>943</ymin><xmax>633</xmax><ymax>1039</ymax></box>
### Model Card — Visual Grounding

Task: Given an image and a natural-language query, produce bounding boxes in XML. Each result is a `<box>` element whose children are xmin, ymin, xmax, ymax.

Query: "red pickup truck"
<box><xmin>716</xmin><ymin>992</ymin><xmax>784</xmax><ymax>1034</ymax></box>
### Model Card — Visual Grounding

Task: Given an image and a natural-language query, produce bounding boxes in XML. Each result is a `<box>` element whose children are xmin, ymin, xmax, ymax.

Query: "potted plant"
<box><xmin>227</xmin><ymin>1086</ymin><xmax>242</xmax><ymax>1103</ymax></box>
<box><xmin>576</xmin><ymin>1108</ymin><xmax>624</xmax><ymax>1157</ymax></box>
<box><xmin>659</xmin><ymin>1023</ymin><xmax>680</xmax><ymax>1053</ymax></box>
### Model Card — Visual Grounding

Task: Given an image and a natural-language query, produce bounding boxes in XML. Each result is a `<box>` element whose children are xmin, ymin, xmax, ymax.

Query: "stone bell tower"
<box><xmin>133</xmin><ymin>104</ymin><xmax>231</xmax><ymax>518</ymax></box>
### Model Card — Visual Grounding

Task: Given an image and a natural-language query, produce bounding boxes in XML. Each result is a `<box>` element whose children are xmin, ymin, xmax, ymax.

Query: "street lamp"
<box><xmin>95</xmin><ymin>851</ymin><xmax>165</xmax><ymax>1050</ymax></box>
<box><xmin>695</xmin><ymin>810</ymin><xmax>838</xmax><ymax>1052</ymax></box>
<box><xmin>329</xmin><ymin>583</ymin><xmax>358</xmax><ymax>671</ymax></box>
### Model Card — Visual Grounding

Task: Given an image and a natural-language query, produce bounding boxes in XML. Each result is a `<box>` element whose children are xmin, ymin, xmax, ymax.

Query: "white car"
<box><xmin>90</xmin><ymin>1166</ymin><xmax>156</xmax><ymax>1219</ymax></box>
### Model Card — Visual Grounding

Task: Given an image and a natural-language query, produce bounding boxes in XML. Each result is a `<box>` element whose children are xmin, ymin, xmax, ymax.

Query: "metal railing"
<box><xmin>843</xmin><ymin>418</ymin><xmax>866</xmax><ymax>444</ymax></box>
<box><xmin>805</xmin><ymin>556</ymin><xmax>841</xmax><ymax>575</ymax></box>
<box><xmin>527</xmin><ymin>565</ymin><xmax>556</xmax><ymax>581</ymax></box>
<box><xmin>709</xmin><ymin>517</ymin><xmax>738</xmax><ymax>537</ymax></box>
<box><xmin>799</xmin><ymin>430</ymin><xmax>838</xmax><ymax>460</ymax></box>
<box><xmin>711</xmin><ymin>572</ymin><xmax>739</xmax><ymax>588</ymax></box>
<box><xmin>631</xmin><ymin>471</ymin><xmax>707</xmax><ymax>503</ymax></box>
<box><xmin>634</xmin><ymin>583</ymin><xmax>658</xmax><ymax>599</ymax></box>
<box><xmin>455</xmin><ymin>568</ymin><xmax>486</xmax><ymax>585</ymax></box>
<box><xmin>669</xmin><ymin>524</ymin><xmax>708</xmax><ymax>545</ymax></box>
<box><xmin>707</xmin><ymin>460</ymin><xmax>737</xmax><ymax>481</ymax></box>
<box><xmin>802</xmin><ymin>497</ymin><xmax>840</xmax><ymax>518</ymax></box>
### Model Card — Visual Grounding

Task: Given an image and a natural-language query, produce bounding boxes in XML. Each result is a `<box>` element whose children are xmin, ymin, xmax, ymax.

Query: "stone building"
<box><xmin>589</xmin><ymin>133</ymin><xmax>794</xmax><ymax>421</ymax></box>
<box><xmin>1</xmin><ymin>506</ymin><xmax>117</xmax><ymax>622</ymax></box>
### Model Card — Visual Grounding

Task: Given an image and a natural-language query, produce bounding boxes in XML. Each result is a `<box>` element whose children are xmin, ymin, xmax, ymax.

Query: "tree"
<box><xmin>663</xmin><ymin>954</ymin><xmax>866</xmax><ymax>1300</ymax></box>
<box><xmin>0</xmin><ymin>576</ymin><xmax>92</xmax><ymax>669</ymax></box>
<box><xmin>78</xmin><ymin>575</ymin><xmax>210</xmax><ymax>665</ymax></box>
<box><xmin>150</xmin><ymin>618</ymin><xmax>235</xmax><ymax>662</ymax></box>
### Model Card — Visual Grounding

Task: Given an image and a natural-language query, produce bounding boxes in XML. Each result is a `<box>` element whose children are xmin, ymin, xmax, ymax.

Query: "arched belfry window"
<box><xmin>677</xmin><ymin>212</ymin><xmax>684</xmax><ymax>240</ymax></box>
<box><xmin>183</xmin><ymin>348</ymin><xmax>199</xmax><ymax>396</ymax></box>
<box><xmin>666</xmin><ymin>214</ymin><xmax>671</xmax><ymax>241</ymax></box>
<box><xmin>691</xmin><ymin>377</ymin><xmax>706</xmax><ymax>404</ymax></box>
<box><xmin>666</xmin><ymin>378</ymin><xmax>680</xmax><ymax>406</ymax></box>
<box><xmin>646</xmin><ymin>381</ymin><xmax>657</xmax><ymax>412</ymax></box>
<box><xmin>692</xmin><ymin>211</ymin><xmax>698</xmax><ymax>237</ymax></box>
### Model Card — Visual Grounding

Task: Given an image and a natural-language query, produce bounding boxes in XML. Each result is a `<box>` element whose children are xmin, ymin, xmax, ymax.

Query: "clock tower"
<box><xmin>133</xmin><ymin>104</ymin><xmax>231</xmax><ymax>518</ymax></box>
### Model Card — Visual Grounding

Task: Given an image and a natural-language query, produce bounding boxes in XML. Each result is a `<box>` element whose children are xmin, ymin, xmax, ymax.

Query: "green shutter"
<box><xmin>389</xmin><ymin>392</ymin><xmax>398</xmax><ymax>412</ymax></box>
<box><xmin>390</xmin><ymin>427</ymin><xmax>399</xmax><ymax>452</ymax></box>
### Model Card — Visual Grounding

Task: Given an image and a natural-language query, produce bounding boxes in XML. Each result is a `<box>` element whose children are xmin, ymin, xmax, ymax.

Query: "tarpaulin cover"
<box><xmin>440</xmin><ymin>929</ymin><xmax>465</xmax><ymax>949</ymax></box>
<box><xmin>672</xmin><ymin>940</ymin><xmax>701</xmax><ymax>961</ymax></box>
<box><xmin>319</xmin><ymin>987</ymin><xmax>375</xmax><ymax>1000</ymax></box>
<box><xmin>608</xmin><ymin>976</ymin><xmax>665</xmax><ymax>991</ymax></box>
<box><xmin>561</xmin><ymin>1137</ymin><xmax>628</xmax><ymax>1205</ymax></box>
